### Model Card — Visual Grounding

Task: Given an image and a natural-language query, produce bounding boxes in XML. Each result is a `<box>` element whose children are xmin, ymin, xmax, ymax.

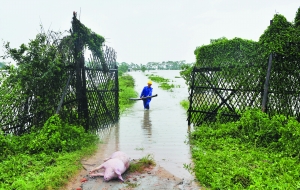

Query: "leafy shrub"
<box><xmin>189</xmin><ymin>109</ymin><xmax>300</xmax><ymax>189</ymax></box>
<box><xmin>0</xmin><ymin>114</ymin><xmax>99</xmax><ymax>190</ymax></box>
<box><xmin>118</xmin><ymin>62</ymin><xmax>129</xmax><ymax>76</ymax></box>
<box><xmin>0</xmin><ymin>131</ymin><xmax>14</xmax><ymax>159</ymax></box>
<box><xmin>279</xmin><ymin>117</ymin><xmax>300</xmax><ymax>157</ymax></box>
<box><xmin>28</xmin><ymin>114</ymin><xmax>97</xmax><ymax>154</ymax></box>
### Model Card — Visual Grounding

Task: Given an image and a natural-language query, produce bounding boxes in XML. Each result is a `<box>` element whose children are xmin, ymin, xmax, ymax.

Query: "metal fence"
<box><xmin>0</xmin><ymin>14</ymin><xmax>119</xmax><ymax>134</ymax></box>
<box><xmin>56</xmin><ymin>45</ymin><xmax>119</xmax><ymax>132</ymax></box>
<box><xmin>188</xmin><ymin>53</ymin><xmax>300</xmax><ymax>126</ymax></box>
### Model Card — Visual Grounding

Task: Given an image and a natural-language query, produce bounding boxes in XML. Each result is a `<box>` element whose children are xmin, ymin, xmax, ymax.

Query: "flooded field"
<box><xmin>118</xmin><ymin>70</ymin><xmax>192</xmax><ymax>179</ymax></box>
<box><xmin>65</xmin><ymin>70</ymin><xmax>200</xmax><ymax>189</ymax></box>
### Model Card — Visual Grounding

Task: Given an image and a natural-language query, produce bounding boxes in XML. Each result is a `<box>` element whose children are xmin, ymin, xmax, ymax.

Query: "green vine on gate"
<box><xmin>0</xmin><ymin>12</ymin><xmax>111</xmax><ymax>134</ymax></box>
<box><xmin>193</xmin><ymin>7</ymin><xmax>300</xmax><ymax>69</ymax></box>
<box><xmin>258</xmin><ymin>10</ymin><xmax>300</xmax><ymax>118</ymax></box>
<box><xmin>194</xmin><ymin>37</ymin><xmax>260</xmax><ymax>68</ymax></box>
<box><xmin>70</xmin><ymin>12</ymin><xmax>108</xmax><ymax>72</ymax></box>
<box><xmin>189</xmin><ymin>7</ymin><xmax>300</xmax><ymax>122</ymax></box>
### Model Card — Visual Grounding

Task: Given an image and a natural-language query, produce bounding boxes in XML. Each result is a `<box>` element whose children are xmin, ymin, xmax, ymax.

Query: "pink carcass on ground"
<box><xmin>89</xmin><ymin>151</ymin><xmax>130</xmax><ymax>182</ymax></box>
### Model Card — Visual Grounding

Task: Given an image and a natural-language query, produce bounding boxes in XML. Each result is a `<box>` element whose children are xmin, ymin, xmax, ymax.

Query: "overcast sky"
<box><xmin>0</xmin><ymin>0</ymin><xmax>299</xmax><ymax>64</ymax></box>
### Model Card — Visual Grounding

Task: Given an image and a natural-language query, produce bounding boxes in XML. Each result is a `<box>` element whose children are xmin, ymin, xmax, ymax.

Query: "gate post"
<box><xmin>261</xmin><ymin>20</ymin><xmax>273</xmax><ymax>113</ymax></box>
<box><xmin>188</xmin><ymin>67</ymin><xmax>196</xmax><ymax>126</ymax></box>
<box><xmin>115</xmin><ymin>65</ymin><xmax>120</xmax><ymax>120</ymax></box>
<box><xmin>261</xmin><ymin>53</ymin><xmax>272</xmax><ymax>112</ymax></box>
<box><xmin>72</xmin><ymin>13</ymin><xmax>89</xmax><ymax>130</ymax></box>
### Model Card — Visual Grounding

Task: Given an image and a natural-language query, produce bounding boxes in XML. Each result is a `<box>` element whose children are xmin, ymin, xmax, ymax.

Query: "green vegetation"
<box><xmin>147</xmin><ymin>75</ymin><xmax>169</xmax><ymax>83</ymax></box>
<box><xmin>124</xmin><ymin>181</ymin><xmax>139</xmax><ymax>188</ymax></box>
<box><xmin>194</xmin><ymin>37</ymin><xmax>260</xmax><ymax>68</ymax></box>
<box><xmin>128</xmin><ymin>154</ymin><xmax>156</xmax><ymax>173</ymax></box>
<box><xmin>124</xmin><ymin>153</ymin><xmax>156</xmax><ymax>190</ymax></box>
<box><xmin>0</xmin><ymin>15</ymin><xmax>110</xmax><ymax>133</ymax></box>
<box><xmin>135</xmin><ymin>147</ymin><xmax>144</xmax><ymax>151</ymax></box>
<box><xmin>181</xmin><ymin>8</ymin><xmax>300</xmax><ymax>88</ymax></box>
<box><xmin>180</xmin><ymin>99</ymin><xmax>189</xmax><ymax>110</ymax></box>
<box><xmin>179</xmin><ymin>64</ymin><xmax>194</xmax><ymax>86</ymax></box>
<box><xmin>259</xmin><ymin>12</ymin><xmax>300</xmax><ymax>59</ymax></box>
<box><xmin>1</xmin><ymin>32</ymin><xmax>69</xmax><ymax>132</ymax></box>
<box><xmin>0</xmin><ymin>13</ymin><xmax>138</xmax><ymax>190</ymax></box>
<box><xmin>116</xmin><ymin>60</ymin><xmax>193</xmax><ymax>71</ymax></box>
<box><xmin>181</xmin><ymin>8</ymin><xmax>300</xmax><ymax>126</ymax></box>
<box><xmin>119</xmin><ymin>74</ymin><xmax>138</xmax><ymax>113</ymax></box>
<box><xmin>141</xmin><ymin>65</ymin><xmax>147</xmax><ymax>72</ymax></box>
<box><xmin>183</xmin><ymin>108</ymin><xmax>300</xmax><ymax>189</ymax></box>
<box><xmin>177</xmin><ymin>7</ymin><xmax>300</xmax><ymax>189</ymax></box>
<box><xmin>117</xmin><ymin>62</ymin><xmax>129</xmax><ymax>76</ymax></box>
<box><xmin>0</xmin><ymin>69</ymin><xmax>137</xmax><ymax>190</ymax></box>
<box><xmin>0</xmin><ymin>115</ymin><xmax>99</xmax><ymax>190</ymax></box>
<box><xmin>158</xmin><ymin>82</ymin><xmax>175</xmax><ymax>90</ymax></box>
<box><xmin>146</xmin><ymin>74</ymin><xmax>176</xmax><ymax>91</ymax></box>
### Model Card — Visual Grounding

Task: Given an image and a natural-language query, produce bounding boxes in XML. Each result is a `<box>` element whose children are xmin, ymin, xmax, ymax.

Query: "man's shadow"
<box><xmin>142</xmin><ymin>110</ymin><xmax>152</xmax><ymax>136</ymax></box>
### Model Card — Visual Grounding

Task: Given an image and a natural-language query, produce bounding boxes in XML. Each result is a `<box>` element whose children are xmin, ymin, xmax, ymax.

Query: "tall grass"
<box><xmin>119</xmin><ymin>74</ymin><xmax>138</xmax><ymax>113</ymax></box>
<box><xmin>186</xmin><ymin>109</ymin><xmax>300</xmax><ymax>189</ymax></box>
<box><xmin>0</xmin><ymin>115</ymin><xmax>99</xmax><ymax>190</ymax></box>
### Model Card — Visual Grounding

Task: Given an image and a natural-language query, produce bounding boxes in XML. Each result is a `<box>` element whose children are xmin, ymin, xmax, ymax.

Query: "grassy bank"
<box><xmin>183</xmin><ymin>107</ymin><xmax>300</xmax><ymax>189</ymax></box>
<box><xmin>0</xmin><ymin>74</ymin><xmax>137</xmax><ymax>190</ymax></box>
<box><xmin>0</xmin><ymin>115</ymin><xmax>99</xmax><ymax>190</ymax></box>
<box><xmin>119</xmin><ymin>74</ymin><xmax>138</xmax><ymax>113</ymax></box>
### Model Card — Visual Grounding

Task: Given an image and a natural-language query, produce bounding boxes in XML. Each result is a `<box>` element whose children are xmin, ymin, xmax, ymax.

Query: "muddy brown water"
<box><xmin>64</xmin><ymin>70</ymin><xmax>201</xmax><ymax>190</ymax></box>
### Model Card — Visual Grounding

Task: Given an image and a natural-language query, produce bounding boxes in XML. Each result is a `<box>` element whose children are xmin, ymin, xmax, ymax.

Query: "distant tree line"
<box><xmin>116</xmin><ymin>60</ymin><xmax>194</xmax><ymax>75</ymax></box>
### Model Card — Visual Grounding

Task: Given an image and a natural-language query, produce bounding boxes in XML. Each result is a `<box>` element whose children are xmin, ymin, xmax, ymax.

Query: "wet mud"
<box><xmin>62</xmin><ymin>70</ymin><xmax>201</xmax><ymax>190</ymax></box>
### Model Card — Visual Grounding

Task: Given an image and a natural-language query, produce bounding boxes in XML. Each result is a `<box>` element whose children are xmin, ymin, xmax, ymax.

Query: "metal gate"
<box><xmin>188</xmin><ymin>53</ymin><xmax>300</xmax><ymax>126</ymax></box>
<box><xmin>0</xmin><ymin>13</ymin><xmax>119</xmax><ymax>134</ymax></box>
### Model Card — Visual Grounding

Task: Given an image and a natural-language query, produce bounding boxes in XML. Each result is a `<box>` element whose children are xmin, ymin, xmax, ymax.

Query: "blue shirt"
<box><xmin>140</xmin><ymin>86</ymin><xmax>153</xmax><ymax>99</ymax></box>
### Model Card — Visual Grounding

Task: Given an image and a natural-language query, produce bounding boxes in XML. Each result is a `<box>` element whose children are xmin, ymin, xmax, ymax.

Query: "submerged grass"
<box><xmin>124</xmin><ymin>181</ymin><xmax>139</xmax><ymax>188</ymax></box>
<box><xmin>180</xmin><ymin>99</ymin><xmax>189</xmax><ymax>110</ymax></box>
<box><xmin>123</xmin><ymin>154</ymin><xmax>156</xmax><ymax>189</ymax></box>
<box><xmin>147</xmin><ymin>74</ymin><xmax>169</xmax><ymax>83</ymax></box>
<box><xmin>128</xmin><ymin>154</ymin><xmax>156</xmax><ymax>173</ymax></box>
<box><xmin>146</xmin><ymin>74</ymin><xmax>179</xmax><ymax>91</ymax></box>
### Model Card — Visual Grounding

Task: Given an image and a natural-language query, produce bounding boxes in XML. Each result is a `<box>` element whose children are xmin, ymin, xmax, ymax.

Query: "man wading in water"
<box><xmin>140</xmin><ymin>80</ymin><xmax>153</xmax><ymax>110</ymax></box>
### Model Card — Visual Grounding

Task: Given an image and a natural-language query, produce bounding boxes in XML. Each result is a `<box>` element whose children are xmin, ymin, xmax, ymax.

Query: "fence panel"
<box><xmin>188</xmin><ymin>54</ymin><xmax>300</xmax><ymax>126</ymax></box>
<box><xmin>188</xmin><ymin>65</ymin><xmax>264</xmax><ymax>126</ymax></box>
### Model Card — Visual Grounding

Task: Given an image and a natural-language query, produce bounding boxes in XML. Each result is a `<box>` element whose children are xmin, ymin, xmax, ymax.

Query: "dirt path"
<box><xmin>62</xmin><ymin>71</ymin><xmax>201</xmax><ymax>190</ymax></box>
<box><xmin>62</xmin><ymin>127</ymin><xmax>200</xmax><ymax>190</ymax></box>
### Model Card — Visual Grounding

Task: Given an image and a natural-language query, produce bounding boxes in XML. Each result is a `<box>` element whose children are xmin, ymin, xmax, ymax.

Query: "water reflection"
<box><xmin>142</xmin><ymin>110</ymin><xmax>152</xmax><ymax>136</ymax></box>
<box><xmin>104</xmin><ymin>71</ymin><xmax>197</xmax><ymax>185</ymax></box>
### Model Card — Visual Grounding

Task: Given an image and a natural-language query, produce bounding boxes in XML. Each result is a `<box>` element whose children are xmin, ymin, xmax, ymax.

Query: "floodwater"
<box><xmin>74</xmin><ymin>70</ymin><xmax>200</xmax><ymax>190</ymax></box>
<box><xmin>118</xmin><ymin>70</ymin><xmax>193</xmax><ymax>179</ymax></box>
